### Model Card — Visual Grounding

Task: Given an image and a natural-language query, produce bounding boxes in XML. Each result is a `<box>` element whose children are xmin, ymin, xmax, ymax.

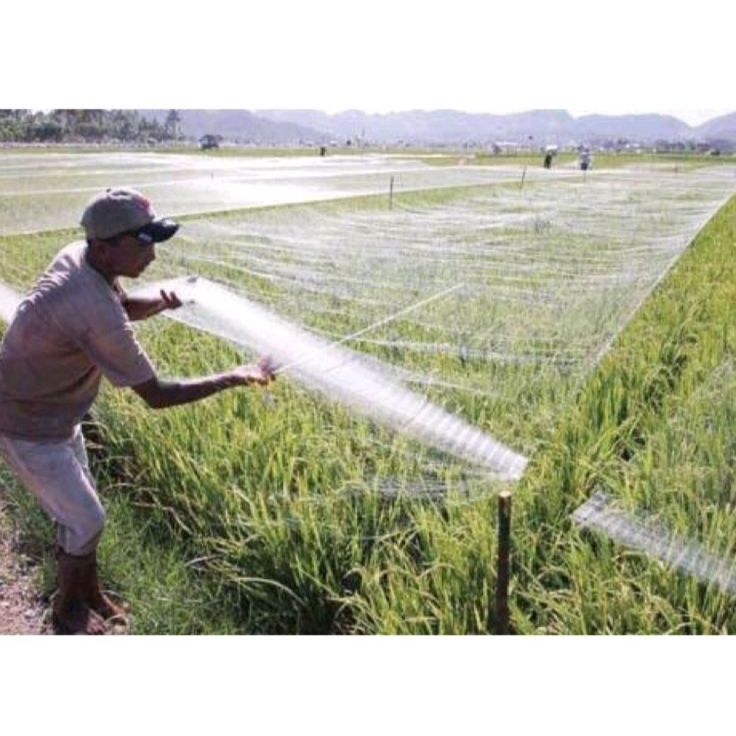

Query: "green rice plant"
<box><xmin>512</xmin><ymin>193</ymin><xmax>736</xmax><ymax>633</ymax></box>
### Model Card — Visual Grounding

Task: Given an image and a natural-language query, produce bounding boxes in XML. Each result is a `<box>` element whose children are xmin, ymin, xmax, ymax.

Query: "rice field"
<box><xmin>1</xmin><ymin>149</ymin><xmax>735</xmax><ymax>633</ymax></box>
<box><xmin>0</xmin><ymin>150</ymin><xmax>559</xmax><ymax>235</ymax></box>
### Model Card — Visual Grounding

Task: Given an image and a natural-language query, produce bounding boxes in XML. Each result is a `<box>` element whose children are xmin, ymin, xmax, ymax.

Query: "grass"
<box><xmin>512</xmin><ymin>193</ymin><xmax>736</xmax><ymax>633</ymax></box>
<box><xmin>0</xmin><ymin>459</ymin><xmax>248</xmax><ymax>634</ymax></box>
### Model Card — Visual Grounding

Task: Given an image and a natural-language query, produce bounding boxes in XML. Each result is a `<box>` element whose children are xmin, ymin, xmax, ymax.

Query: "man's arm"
<box><xmin>123</xmin><ymin>289</ymin><xmax>182</xmax><ymax>322</ymax></box>
<box><xmin>131</xmin><ymin>362</ymin><xmax>275</xmax><ymax>409</ymax></box>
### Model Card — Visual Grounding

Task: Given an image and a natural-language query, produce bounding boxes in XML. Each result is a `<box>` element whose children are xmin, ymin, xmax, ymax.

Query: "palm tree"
<box><xmin>164</xmin><ymin>110</ymin><xmax>182</xmax><ymax>139</ymax></box>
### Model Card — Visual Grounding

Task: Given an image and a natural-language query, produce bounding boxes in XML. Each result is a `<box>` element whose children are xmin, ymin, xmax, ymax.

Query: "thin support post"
<box><xmin>389</xmin><ymin>176</ymin><xmax>394</xmax><ymax>209</ymax></box>
<box><xmin>520</xmin><ymin>166</ymin><xmax>527</xmax><ymax>190</ymax></box>
<box><xmin>495</xmin><ymin>491</ymin><xmax>512</xmax><ymax>634</ymax></box>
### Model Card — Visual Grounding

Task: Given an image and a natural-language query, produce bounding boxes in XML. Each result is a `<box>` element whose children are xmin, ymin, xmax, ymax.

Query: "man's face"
<box><xmin>100</xmin><ymin>233</ymin><xmax>156</xmax><ymax>278</ymax></box>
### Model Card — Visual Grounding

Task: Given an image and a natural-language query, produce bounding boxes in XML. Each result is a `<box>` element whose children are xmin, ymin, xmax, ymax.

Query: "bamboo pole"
<box><xmin>495</xmin><ymin>491</ymin><xmax>512</xmax><ymax>634</ymax></box>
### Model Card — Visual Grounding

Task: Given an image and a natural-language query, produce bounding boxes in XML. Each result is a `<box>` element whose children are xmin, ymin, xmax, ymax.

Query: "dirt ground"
<box><xmin>1</xmin><ymin>496</ymin><xmax>129</xmax><ymax>636</ymax></box>
<box><xmin>0</xmin><ymin>502</ymin><xmax>48</xmax><ymax>635</ymax></box>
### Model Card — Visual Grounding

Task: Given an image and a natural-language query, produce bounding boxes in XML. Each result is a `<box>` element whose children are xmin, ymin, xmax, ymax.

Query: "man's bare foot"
<box><xmin>52</xmin><ymin>599</ymin><xmax>107</xmax><ymax>635</ymax></box>
<box><xmin>89</xmin><ymin>590</ymin><xmax>128</xmax><ymax>620</ymax></box>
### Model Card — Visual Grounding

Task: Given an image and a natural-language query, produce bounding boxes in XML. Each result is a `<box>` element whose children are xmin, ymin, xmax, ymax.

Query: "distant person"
<box><xmin>0</xmin><ymin>188</ymin><xmax>275</xmax><ymax>635</ymax></box>
<box><xmin>543</xmin><ymin>152</ymin><xmax>553</xmax><ymax>169</ymax></box>
<box><xmin>580</xmin><ymin>150</ymin><xmax>592</xmax><ymax>171</ymax></box>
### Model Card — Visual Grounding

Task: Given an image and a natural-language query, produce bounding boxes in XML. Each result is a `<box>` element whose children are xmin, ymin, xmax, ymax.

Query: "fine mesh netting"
<box><xmin>2</xmin><ymin>157</ymin><xmax>735</xmax><ymax>488</ymax></box>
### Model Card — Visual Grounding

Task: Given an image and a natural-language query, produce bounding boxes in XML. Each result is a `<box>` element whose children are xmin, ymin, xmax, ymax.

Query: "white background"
<box><xmin>2</xmin><ymin>1</ymin><xmax>733</xmax><ymax>727</ymax></box>
<box><xmin>4</xmin><ymin>0</ymin><xmax>732</xmax><ymax>124</ymax></box>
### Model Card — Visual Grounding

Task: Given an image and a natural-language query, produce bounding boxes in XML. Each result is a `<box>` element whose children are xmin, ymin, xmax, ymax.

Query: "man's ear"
<box><xmin>87</xmin><ymin>238</ymin><xmax>109</xmax><ymax>263</ymax></box>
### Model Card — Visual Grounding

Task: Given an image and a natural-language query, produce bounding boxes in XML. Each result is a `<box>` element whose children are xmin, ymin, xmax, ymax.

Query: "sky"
<box><xmin>5</xmin><ymin>1</ymin><xmax>732</xmax><ymax>126</ymax></box>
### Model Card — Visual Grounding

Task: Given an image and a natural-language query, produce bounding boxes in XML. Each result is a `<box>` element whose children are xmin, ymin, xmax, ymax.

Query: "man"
<box><xmin>0</xmin><ymin>187</ymin><xmax>274</xmax><ymax>635</ymax></box>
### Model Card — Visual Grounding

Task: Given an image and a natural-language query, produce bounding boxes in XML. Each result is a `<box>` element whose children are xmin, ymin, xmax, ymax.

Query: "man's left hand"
<box><xmin>159</xmin><ymin>289</ymin><xmax>183</xmax><ymax>312</ymax></box>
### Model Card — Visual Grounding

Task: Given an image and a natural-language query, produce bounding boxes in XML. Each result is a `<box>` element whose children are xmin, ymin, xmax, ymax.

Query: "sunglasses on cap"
<box><xmin>106</xmin><ymin>219</ymin><xmax>180</xmax><ymax>246</ymax></box>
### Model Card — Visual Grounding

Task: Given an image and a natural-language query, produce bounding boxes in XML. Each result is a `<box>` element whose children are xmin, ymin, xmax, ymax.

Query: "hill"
<box><xmin>255</xmin><ymin>109</ymin><xmax>735</xmax><ymax>145</ymax></box>
<box><xmin>156</xmin><ymin>108</ymin><xmax>736</xmax><ymax>146</ymax></box>
<box><xmin>577</xmin><ymin>113</ymin><xmax>691</xmax><ymax>141</ymax></box>
<box><xmin>144</xmin><ymin>109</ymin><xmax>329</xmax><ymax>145</ymax></box>
<box><xmin>256</xmin><ymin>108</ymin><xmax>580</xmax><ymax>144</ymax></box>
<box><xmin>695</xmin><ymin>111</ymin><xmax>736</xmax><ymax>143</ymax></box>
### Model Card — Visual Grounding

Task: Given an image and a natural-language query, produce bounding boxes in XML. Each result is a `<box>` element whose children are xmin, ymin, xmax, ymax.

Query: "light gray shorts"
<box><xmin>0</xmin><ymin>426</ymin><xmax>105</xmax><ymax>555</ymax></box>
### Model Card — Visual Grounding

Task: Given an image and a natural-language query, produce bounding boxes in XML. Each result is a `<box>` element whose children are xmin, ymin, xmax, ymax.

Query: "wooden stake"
<box><xmin>495</xmin><ymin>490</ymin><xmax>512</xmax><ymax>634</ymax></box>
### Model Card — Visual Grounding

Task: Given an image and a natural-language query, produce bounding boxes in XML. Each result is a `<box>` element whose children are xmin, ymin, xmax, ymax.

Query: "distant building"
<box><xmin>199</xmin><ymin>134</ymin><xmax>221</xmax><ymax>150</ymax></box>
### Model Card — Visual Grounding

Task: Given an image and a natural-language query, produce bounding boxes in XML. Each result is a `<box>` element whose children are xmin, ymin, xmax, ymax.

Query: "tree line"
<box><xmin>0</xmin><ymin>110</ymin><xmax>183</xmax><ymax>143</ymax></box>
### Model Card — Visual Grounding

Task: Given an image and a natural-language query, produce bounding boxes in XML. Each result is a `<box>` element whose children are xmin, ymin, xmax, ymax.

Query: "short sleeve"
<box><xmin>79</xmin><ymin>321</ymin><xmax>156</xmax><ymax>387</ymax></box>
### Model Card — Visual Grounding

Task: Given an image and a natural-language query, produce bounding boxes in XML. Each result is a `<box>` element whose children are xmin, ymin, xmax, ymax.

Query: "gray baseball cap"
<box><xmin>80</xmin><ymin>187</ymin><xmax>179</xmax><ymax>243</ymax></box>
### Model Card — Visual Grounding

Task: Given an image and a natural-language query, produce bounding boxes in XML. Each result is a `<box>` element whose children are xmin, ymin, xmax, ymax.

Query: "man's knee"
<box><xmin>62</xmin><ymin>502</ymin><xmax>106</xmax><ymax>556</ymax></box>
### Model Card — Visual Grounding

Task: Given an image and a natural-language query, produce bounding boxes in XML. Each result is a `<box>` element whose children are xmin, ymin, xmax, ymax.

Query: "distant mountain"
<box><xmin>256</xmin><ymin>109</ymin><xmax>733</xmax><ymax>145</ymax></box>
<box><xmin>144</xmin><ymin>109</ymin><xmax>736</xmax><ymax>146</ymax></box>
<box><xmin>577</xmin><ymin>114</ymin><xmax>691</xmax><ymax>141</ymax></box>
<box><xmin>144</xmin><ymin>109</ymin><xmax>329</xmax><ymax>144</ymax></box>
<box><xmin>256</xmin><ymin>108</ymin><xmax>581</xmax><ymax>144</ymax></box>
<box><xmin>695</xmin><ymin>111</ymin><xmax>736</xmax><ymax>141</ymax></box>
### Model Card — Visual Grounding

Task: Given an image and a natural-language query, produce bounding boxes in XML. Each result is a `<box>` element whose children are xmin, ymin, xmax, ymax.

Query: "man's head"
<box><xmin>81</xmin><ymin>187</ymin><xmax>179</xmax><ymax>244</ymax></box>
<box><xmin>81</xmin><ymin>188</ymin><xmax>180</xmax><ymax>279</ymax></box>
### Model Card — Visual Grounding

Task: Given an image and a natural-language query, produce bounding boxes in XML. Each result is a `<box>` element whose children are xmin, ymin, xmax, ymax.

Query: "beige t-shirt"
<box><xmin>0</xmin><ymin>241</ymin><xmax>155</xmax><ymax>441</ymax></box>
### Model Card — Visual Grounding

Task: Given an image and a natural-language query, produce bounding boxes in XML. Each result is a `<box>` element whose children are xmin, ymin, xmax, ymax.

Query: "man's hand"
<box><xmin>123</xmin><ymin>290</ymin><xmax>183</xmax><ymax>321</ymax></box>
<box><xmin>159</xmin><ymin>289</ymin><xmax>183</xmax><ymax>312</ymax></box>
<box><xmin>228</xmin><ymin>356</ymin><xmax>278</xmax><ymax>387</ymax></box>
<box><xmin>131</xmin><ymin>355</ymin><xmax>279</xmax><ymax>409</ymax></box>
